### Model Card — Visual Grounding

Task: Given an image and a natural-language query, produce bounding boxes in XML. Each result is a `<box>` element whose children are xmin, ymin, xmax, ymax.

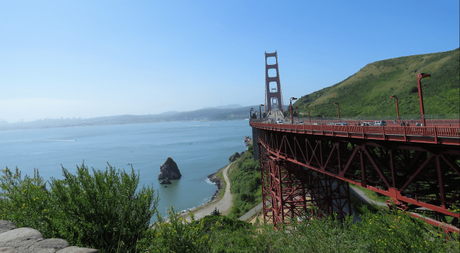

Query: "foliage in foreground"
<box><xmin>1</xmin><ymin>162</ymin><xmax>459</xmax><ymax>252</ymax></box>
<box><xmin>139</xmin><ymin>206</ymin><xmax>459</xmax><ymax>253</ymax></box>
<box><xmin>0</xmin><ymin>164</ymin><xmax>158</xmax><ymax>252</ymax></box>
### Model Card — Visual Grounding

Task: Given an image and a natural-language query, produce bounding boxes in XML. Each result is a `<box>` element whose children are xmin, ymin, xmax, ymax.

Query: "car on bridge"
<box><xmin>335</xmin><ymin>122</ymin><xmax>348</xmax><ymax>126</ymax></box>
<box><xmin>374</xmin><ymin>121</ymin><xmax>387</xmax><ymax>126</ymax></box>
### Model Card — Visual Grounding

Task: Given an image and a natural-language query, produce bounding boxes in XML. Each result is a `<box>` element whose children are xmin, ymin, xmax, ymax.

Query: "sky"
<box><xmin>1</xmin><ymin>0</ymin><xmax>459</xmax><ymax>123</ymax></box>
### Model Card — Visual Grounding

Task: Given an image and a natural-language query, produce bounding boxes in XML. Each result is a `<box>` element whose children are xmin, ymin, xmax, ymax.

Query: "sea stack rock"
<box><xmin>160</xmin><ymin>178</ymin><xmax>172</xmax><ymax>184</ymax></box>
<box><xmin>158</xmin><ymin>157</ymin><xmax>182</xmax><ymax>180</ymax></box>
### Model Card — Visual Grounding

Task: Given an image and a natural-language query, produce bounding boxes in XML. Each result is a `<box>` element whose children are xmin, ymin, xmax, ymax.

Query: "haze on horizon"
<box><xmin>1</xmin><ymin>0</ymin><xmax>458</xmax><ymax>123</ymax></box>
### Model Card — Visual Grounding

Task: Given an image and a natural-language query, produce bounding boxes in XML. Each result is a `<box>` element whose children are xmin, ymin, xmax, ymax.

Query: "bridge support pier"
<box><xmin>260</xmin><ymin>145</ymin><xmax>351</xmax><ymax>226</ymax></box>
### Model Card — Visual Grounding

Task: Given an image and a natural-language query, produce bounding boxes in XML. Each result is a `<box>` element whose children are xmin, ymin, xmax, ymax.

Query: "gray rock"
<box><xmin>35</xmin><ymin>249</ymin><xmax>57</xmax><ymax>253</ymax></box>
<box><xmin>0</xmin><ymin>247</ymin><xmax>14</xmax><ymax>253</ymax></box>
<box><xmin>0</xmin><ymin>221</ymin><xmax>15</xmax><ymax>234</ymax></box>
<box><xmin>56</xmin><ymin>246</ymin><xmax>98</xmax><ymax>253</ymax></box>
<box><xmin>158</xmin><ymin>157</ymin><xmax>182</xmax><ymax>180</ymax></box>
<box><xmin>160</xmin><ymin>178</ymin><xmax>172</xmax><ymax>184</ymax></box>
<box><xmin>29</xmin><ymin>238</ymin><xmax>69</xmax><ymax>252</ymax></box>
<box><xmin>0</xmin><ymin>220</ymin><xmax>98</xmax><ymax>252</ymax></box>
<box><xmin>0</xmin><ymin>227</ymin><xmax>43</xmax><ymax>244</ymax></box>
<box><xmin>5</xmin><ymin>238</ymin><xmax>42</xmax><ymax>252</ymax></box>
<box><xmin>0</xmin><ymin>227</ymin><xmax>43</xmax><ymax>253</ymax></box>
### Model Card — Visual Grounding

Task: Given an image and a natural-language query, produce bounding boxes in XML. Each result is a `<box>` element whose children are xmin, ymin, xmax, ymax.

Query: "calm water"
<box><xmin>0</xmin><ymin>120</ymin><xmax>251</xmax><ymax>220</ymax></box>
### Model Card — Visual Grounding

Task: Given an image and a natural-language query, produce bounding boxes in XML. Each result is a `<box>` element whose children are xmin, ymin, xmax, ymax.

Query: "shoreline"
<box><xmin>206</xmin><ymin>167</ymin><xmax>224</xmax><ymax>202</ymax></box>
<box><xmin>186</xmin><ymin>150</ymin><xmax>246</xmax><ymax>216</ymax></box>
<box><xmin>181</xmin><ymin>165</ymin><xmax>226</xmax><ymax>215</ymax></box>
<box><xmin>161</xmin><ymin>163</ymin><xmax>233</xmax><ymax>223</ymax></box>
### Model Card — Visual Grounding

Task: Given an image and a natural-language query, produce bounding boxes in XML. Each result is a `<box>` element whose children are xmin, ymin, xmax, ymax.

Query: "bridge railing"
<box><xmin>250</xmin><ymin>120</ymin><xmax>460</xmax><ymax>145</ymax></box>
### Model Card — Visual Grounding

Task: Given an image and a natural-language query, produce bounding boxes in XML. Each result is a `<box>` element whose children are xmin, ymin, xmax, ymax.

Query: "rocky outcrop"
<box><xmin>229</xmin><ymin>152</ymin><xmax>241</xmax><ymax>162</ymax></box>
<box><xmin>158</xmin><ymin>157</ymin><xmax>182</xmax><ymax>180</ymax></box>
<box><xmin>244</xmin><ymin>136</ymin><xmax>253</xmax><ymax>147</ymax></box>
<box><xmin>207</xmin><ymin>171</ymin><xmax>223</xmax><ymax>202</ymax></box>
<box><xmin>0</xmin><ymin>220</ymin><xmax>98</xmax><ymax>252</ymax></box>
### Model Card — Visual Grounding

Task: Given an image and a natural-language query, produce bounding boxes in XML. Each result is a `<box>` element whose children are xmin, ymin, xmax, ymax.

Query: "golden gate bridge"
<box><xmin>250</xmin><ymin>52</ymin><xmax>460</xmax><ymax>233</ymax></box>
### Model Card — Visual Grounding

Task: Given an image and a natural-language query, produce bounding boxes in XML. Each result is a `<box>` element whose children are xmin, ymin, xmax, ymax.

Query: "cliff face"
<box><xmin>158</xmin><ymin>157</ymin><xmax>182</xmax><ymax>180</ymax></box>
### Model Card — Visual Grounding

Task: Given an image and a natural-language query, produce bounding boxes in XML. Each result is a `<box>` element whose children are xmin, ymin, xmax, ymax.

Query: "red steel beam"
<box><xmin>255</xmin><ymin>126</ymin><xmax>460</xmax><ymax>231</ymax></box>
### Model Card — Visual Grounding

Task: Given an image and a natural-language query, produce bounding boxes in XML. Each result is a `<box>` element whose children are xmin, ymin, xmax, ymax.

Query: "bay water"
<box><xmin>0</xmin><ymin>120</ymin><xmax>251</xmax><ymax>220</ymax></box>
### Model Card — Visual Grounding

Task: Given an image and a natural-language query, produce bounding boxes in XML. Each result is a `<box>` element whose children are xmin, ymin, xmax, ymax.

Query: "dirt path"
<box><xmin>182</xmin><ymin>163</ymin><xmax>233</xmax><ymax>221</ymax></box>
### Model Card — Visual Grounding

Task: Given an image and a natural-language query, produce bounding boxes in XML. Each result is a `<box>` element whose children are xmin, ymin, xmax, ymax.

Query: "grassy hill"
<box><xmin>293</xmin><ymin>48</ymin><xmax>459</xmax><ymax>120</ymax></box>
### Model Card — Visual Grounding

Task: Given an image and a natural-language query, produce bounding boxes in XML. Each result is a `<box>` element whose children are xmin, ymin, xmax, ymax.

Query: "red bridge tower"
<box><xmin>265</xmin><ymin>52</ymin><xmax>284</xmax><ymax>112</ymax></box>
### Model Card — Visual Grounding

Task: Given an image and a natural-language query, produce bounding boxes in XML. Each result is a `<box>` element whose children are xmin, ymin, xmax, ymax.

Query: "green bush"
<box><xmin>0</xmin><ymin>163</ymin><xmax>158</xmax><ymax>252</ymax></box>
<box><xmin>141</xmin><ymin>206</ymin><xmax>459</xmax><ymax>252</ymax></box>
<box><xmin>139</xmin><ymin>206</ymin><xmax>255</xmax><ymax>252</ymax></box>
<box><xmin>197</xmin><ymin>213</ymin><xmax>253</xmax><ymax>233</ymax></box>
<box><xmin>0</xmin><ymin>168</ymin><xmax>56</xmax><ymax>235</ymax></box>
<box><xmin>139</xmin><ymin>207</ymin><xmax>212</xmax><ymax>252</ymax></box>
<box><xmin>214</xmin><ymin>208</ymin><xmax>459</xmax><ymax>252</ymax></box>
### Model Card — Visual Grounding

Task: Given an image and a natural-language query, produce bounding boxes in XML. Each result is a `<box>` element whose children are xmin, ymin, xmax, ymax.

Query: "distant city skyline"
<box><xmin>1</xmin><ymin>0</ymin><xmax>458</xmax><ymax>123</ymax></box>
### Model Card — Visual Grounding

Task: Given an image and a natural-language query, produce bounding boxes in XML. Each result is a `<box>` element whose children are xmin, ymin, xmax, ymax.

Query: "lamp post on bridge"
<box><xmin>259</xmin><ymin>104</ymin><xmax>265</xmax><ymax>121</ymax></box>
<box><xmin>333</xmin><ymin>102</ymin><xmax>340</xmax><ymax>120</ymax></box>
<box><xmin>306</xmin><ymin>106</ymin><xmax>311</xmax><ymax>123</ymax></box>
<box><xmin>390</xmin><ymin>95</ymin><xmax>400</xmax><ymax>121</ymax></box>
<box><xmin>417</xmin><ymin>73</ymin><xmax>431</xmax><ymax>127</ymax></box>
<box><xmin>290</xmin><ymin>97</ymin><xmax>297</xmax><ymax>124</ymax></box>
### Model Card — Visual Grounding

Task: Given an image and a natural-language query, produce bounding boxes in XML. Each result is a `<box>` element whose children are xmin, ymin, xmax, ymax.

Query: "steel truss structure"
<box><xmin>260</xmin><ymin>151</ymin><xmax>351</xmax><ymax>226</ymax></box>
<box><xmin>257</xmin><ymin>128</ymin><xmax>460</xmax><ymax>232</ymax></box>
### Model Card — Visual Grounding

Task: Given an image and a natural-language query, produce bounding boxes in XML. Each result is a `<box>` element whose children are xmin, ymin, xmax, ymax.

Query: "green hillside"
<box><xmin>294</xmin><ymin>48</ymin><xmax>460</xmax><ymax>120</ymax></box>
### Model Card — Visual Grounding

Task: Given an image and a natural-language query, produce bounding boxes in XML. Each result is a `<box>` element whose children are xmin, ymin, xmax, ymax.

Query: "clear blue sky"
<box><xmin>1</xmin><ymin>0</ymin><xmax>458</xmax><ymax>122</ymax></box>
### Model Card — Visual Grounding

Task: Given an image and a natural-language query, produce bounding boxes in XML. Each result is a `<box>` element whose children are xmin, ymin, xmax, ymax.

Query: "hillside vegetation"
<box><xmin>294</xmin><ymin>48</ymin><xmax>459</xmax><ymax>119</ymax></box>
<box><xmin>227</xmin><ymin>145</ymin><xmax>262</xmax><ymax>219</ymax></box>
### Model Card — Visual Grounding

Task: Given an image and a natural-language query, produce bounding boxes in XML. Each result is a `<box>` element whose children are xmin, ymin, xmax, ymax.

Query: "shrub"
<box><xmin>139</xmin><ymin>207</ymin><xmax>211</xmax><ymax>252</ymax></box>
<box><xmin>0</xmin><ymin>168</ymin><xmax>57</xmax><ymax>236</ymax></box>
<box><xmin>198</xmin><ymin>213</ymin><xmax>253</xmax><ymax>233</ymax></box>
<box><xmin>210</xmin><ymin>208</ymin><xmax>460</xmax><ymax>252</ymax></box>
<box><xmin>0</xmin><ymin>163</ymin><xmax>158</xmax><ymax>253</ymax></box>
<box><xmin>211</xmin><ymin>207</ymin><xmax>221</xmax><ymax>216</ymax></box>
<box><xmin>139</xmin><ymin>207</ymin><xmax>254</xmax><ymax>252</ymax></box>
<box><xmin>137</xmin><ymin>205</ymin><xmax>459</xmax><ymax>252</ymax></box>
